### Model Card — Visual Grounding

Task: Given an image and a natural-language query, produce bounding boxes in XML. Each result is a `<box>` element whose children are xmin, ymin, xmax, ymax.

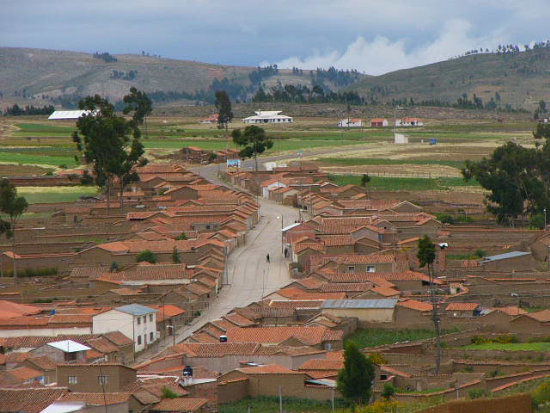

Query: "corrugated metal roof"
<box><xmin>115</xmin><ymin>303</ymin><xmax>157</xmax><ymax>316</ymax></box>
<box><xmin>306</xmin><ymin>378</ymin><xmax>337</xmax><ymax>388</ymax></box>
<box><xmin>321</xmin><ymin>299</ymin><xmax>398</xmax><ymax>309</ymax></box>
<box><xmin>481</xmin><ymin>251</ymin><xmax>531</xmax><ymax>263</ymax></box>
<box><xmin>47</xmin><ymin>340</ymin><xmax>91</xmax><ymax>353</ymax></box>
<box><xmin>48</xmin><ymin>110</ymin><xmax>96</xmax><ymax>120</ymax></box>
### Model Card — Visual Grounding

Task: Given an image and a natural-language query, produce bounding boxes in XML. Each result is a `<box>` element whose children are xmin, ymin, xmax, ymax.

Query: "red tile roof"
<box><xmin>237</xmin><ymin>364</ymin><xmax>303</xmax><ymax>375</ymax></box>
<box><xmin>151</xmin><ymin>397</ymin><xmax>209</xmax><ymax>412</ymax></box>
<box><xmin>0</xmin><ymin>388</ymin><xmax>67</xmax><ymax>413</ymax></box>
<box><xmin>397</xmin><ymin>299</ymin><xmax>433</xmax><ymax>312</ymax></box>
<box><xmin>225</xmin><ymin>326</ymin><xmax>343</xmax><ymax>346</ymax></box>
<box><xmin>446</xmin><ymin>303</ymin><xmax>479</xmax><ymax>311</ymax></box>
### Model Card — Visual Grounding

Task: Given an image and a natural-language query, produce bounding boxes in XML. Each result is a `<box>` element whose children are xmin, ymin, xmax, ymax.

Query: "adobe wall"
<box><xmin>217</xmin><ymin>378</ymin><xmax>249</xmax><ymax>404</ymax></box>
<box><xmin>418</xmin><ymin>394</ymin><xmax>532</xmax><ymax>413</ymax></box>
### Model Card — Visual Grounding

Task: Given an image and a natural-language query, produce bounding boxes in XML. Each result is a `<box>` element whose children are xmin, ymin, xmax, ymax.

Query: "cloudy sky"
<box><xmin>1</xmin><ymin>0</ymin><xmax>548</xmax><ymax>75</ymax></box>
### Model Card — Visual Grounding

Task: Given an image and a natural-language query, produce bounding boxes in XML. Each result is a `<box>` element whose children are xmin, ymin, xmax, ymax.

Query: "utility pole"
<box><xmin>278</xmin><ymin>385</ymin><xmax>283</xmax><ymax>413</ymax></box>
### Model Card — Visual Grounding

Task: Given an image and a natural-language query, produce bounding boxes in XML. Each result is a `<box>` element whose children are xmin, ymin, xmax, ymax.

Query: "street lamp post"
<box><xmin>277</xmin><ymin>215</ymin><xmax>284</xmax><ymax>255</ymax></box>
<box><xmin>544</xmin><ymin>208</ymin><xmax>547</xmax><ymax>230</ymax></box>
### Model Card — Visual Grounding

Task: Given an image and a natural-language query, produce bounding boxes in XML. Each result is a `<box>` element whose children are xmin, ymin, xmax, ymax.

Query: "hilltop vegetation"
<box><xmin>1</xmin><ymin>46</ymin><xmax>549</xmax><ymax>112</ymax></box>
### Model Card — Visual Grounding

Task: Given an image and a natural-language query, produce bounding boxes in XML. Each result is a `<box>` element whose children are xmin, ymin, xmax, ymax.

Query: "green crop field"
<box><xmin>17</xmin><ymin>186</ymin><xmax>99</xmax><ymax>204</ymax></box>
<box><xmin>463</xmin><ymin>342</ymin><xmax>550</xmax><ymax>351</ymax></box>
<box><xmin>328</xmin><ymin>174</ymin><xmax>478</xmax><ymax>190</ymax></box>
<box><xmin>345</xmin><ymin>328</ymin><xmax>458</xmax><ymax>349</ymax></box>
<box><xmin>318</xmin><ymin>157</ymin><xmax>466</xmax><ymax>168</ymax></box>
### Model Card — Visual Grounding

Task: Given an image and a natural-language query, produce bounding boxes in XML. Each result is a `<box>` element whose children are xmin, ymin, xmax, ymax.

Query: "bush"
<box><xmin>136</xmin><ymin>250</ymin><xmax>157</xmax><ymax>263</ymax></box>
<box><xmin>468</xmin><ymin>388</ymin><xmax>490</xmax><ymax>399</ymax></box>
<box><xmin>161</xmin><ymin>386</ymin><xmax>178</xmax><ymax>399</ymax></box>
<box><xmin>381</xmin><ymin>383</ymin><xmax>396</xmax><ymax>400</ymax></box>
<box><xmin>474</xmin><ymin>249</ymin><xmax>487</xmax><ymax>258</ymax></box>
<box><xmin>530</xmin><ymin>213</ymin><xmax>546</xmax><ymax>230</ymax></box>
<box><xmin>175</xmin><ymin>231</ymin><xmax>188</xmax><ymax>240</ymax></box>
<box><xmin>5</xmin><ymin>268</ymin><xmax>58</xmax><ymax>277</ymax></box>
<box><xmin>436</xmin><ymin>213</ymin><xmax>455</xmax><ymax>224</ymax></box>
<box><xmin>456</xmin><ymin>215</ymin><xmax>474</xmax><ymax>223</ymax></box>
<box><xmin>533</xmin><ymin>380</ymin><xmax>550</xmax><ymax>406</ymax></box>
<box><xmin>471</xmin><ymin>334</ymin><xmax>518</xmax><ymax>345</ymax></box>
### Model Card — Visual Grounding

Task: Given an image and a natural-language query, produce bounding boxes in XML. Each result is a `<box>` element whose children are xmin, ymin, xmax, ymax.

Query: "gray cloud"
<box><xmin>0</xmin><ymin>1</ymin><xmax>547</xmax><ymax>72</ymax></box>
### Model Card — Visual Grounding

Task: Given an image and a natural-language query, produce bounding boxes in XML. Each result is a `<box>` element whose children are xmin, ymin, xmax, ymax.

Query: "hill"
<box><xmin>351</xmin><ymin>48</ymin><xmax>550</xmax><ymax>111</ymax></box>
<box><xmin>0</xmin><ymin>47</ymin><xmax>363</xmax><ymax>110</ymax></box>
<box><xmin>1</xmin><ymin>47</ymin><xmax>549</xmax><ymax>112</ymax></box>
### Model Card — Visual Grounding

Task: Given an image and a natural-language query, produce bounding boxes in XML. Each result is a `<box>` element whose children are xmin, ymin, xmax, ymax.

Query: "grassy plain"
<box><xmin>17</xmin><ymin>186</ymin><xmax>99</xmax><ymax>204</ymax></box>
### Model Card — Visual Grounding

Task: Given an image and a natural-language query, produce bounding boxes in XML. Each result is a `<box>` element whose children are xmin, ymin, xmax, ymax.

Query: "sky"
<box><xmin>1</xmin><ymin>0</ymin><xmax>548</xmax><ymax>75</ymax></box>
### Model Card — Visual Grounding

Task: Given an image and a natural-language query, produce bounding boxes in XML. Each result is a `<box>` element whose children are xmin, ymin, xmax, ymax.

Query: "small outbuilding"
<box><xmin>321</xmin><ymin>299</ymin><xmax>398</xmax><ymax>324</ymax></box>
<box><xmin>370</xmin><ymin>118</ymin><xmax>388</xmax><ymax>127</ymax></box>
<box><xmin>338</xmin><ymin>118</ymin><xmax>363</xmax><ymax>128</ymax></box>
<box><xmin>243</xmin><ymin>111</ymin><xmax>293</xmax><ymax>124</ymax></box>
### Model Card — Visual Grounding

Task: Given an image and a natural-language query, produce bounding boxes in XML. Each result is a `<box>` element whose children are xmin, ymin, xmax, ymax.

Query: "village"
<box><xmin>0</xmin><ymin>106</ymin><xmax>547</xmax><ymax>413</ymax></box>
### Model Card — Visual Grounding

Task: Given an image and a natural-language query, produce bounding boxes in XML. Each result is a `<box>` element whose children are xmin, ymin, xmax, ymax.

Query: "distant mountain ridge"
<box><xmin>1</xmin><ymin>46</ymin><xmax>549</xmax><ymax>111</ymax></box>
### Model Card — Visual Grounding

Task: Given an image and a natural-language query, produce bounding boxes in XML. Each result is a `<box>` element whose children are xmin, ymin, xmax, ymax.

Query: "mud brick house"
<box><xmin>145</xmin><ymin>343</ymin><xmax>325</xmax><ymax>374</ymax></box>
<box><xmin>30</xmin><ymin>339</ymin><xmax>90</xmax><ymax>364</ymax></box>
<box><xmin>321</xmin><ymin>299</ymin><xmax>398</xmax><ymax>324</ymax></box>
<box><xmin>394</xmin><ymin>299</ymin><xmax>433</xmax><ymax>328</ymax></box>
<box><xmin>57</xmin><ymin>363</ymin><xmax>136</xmax><ymax>392</ymax></box>
<box><xmin>478</xmin><ymin>251</ymin><xmax>535</xmax><ymax>272</ymax></box>
<box><xmin>217</xmin><ymin>364</ymin><xmax>337</xmax><ymax>404</ymax></box>
<box><xmin>213</xmin><ymin>326</ymin><xmax>344</xmax><ymax>350</ymax></box>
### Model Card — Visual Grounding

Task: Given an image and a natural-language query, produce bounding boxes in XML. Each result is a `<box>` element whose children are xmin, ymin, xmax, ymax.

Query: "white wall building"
<box><xmin>243</xmin><ymin>111</ymin><xmax>293</xmax><ymax>124</ymax></box>
<box><xmin>261</xmin><ymin>180</ymin><xmax>287</xmax><ymax>198</ymax></box>
<box><xmin>395</xmin><ymin>117</ymin><xmax>423</xmax><ymax>127</ymax></box>
<box><xmin>92</xmin><ymin>304</ymin><xmax>158</xmax><ymax>353</ymax></box>
<box><xmin>394</xmin><ymin>133</ymin><xmax>409</xmax><ymax>144</ymax></box>
<box><xmin>337</xmin><ymin>118</ymin><xmax>363</xmax><ymax>128</ymax></box>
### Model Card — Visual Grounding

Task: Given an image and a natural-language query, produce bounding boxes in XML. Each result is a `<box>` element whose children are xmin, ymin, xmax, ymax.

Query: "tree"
<box><xmin>462</xmin><ymin>132</ymin><xmax>550</xmax><ymax>224</ymax></box>
<box><xmin>215</xmin><ymin>90</ymin><xmax>233</xmax><ymax>133</ymax></box>
<box><xmin>417</xmin><ymin>235</ymin><xmax>441</xmax><ymax>375</ymax></box>
<box><xmin>381</xmin><ymin>383</ymin><xmax>396</xmax><ymax>401</ymax></box>
<box><xmin>337</xmin><ymin>341</ymin><xmax>375</xmax><ymax>407</ymax></box>
<box><xmin>0</xmin><ymin>179</ymin><xmax>28</xmax><ymax>279</ymax></box>
<box><xmin>73</xmin><ymin>92</ymin><xmax>148</xmax><ymax>212</ymax></box>
<box><xmin>136</xmin><ymin>250</ymin><xmax>157</xmax><ymax>263</ymax></box>
<box><xmin>123</xmin><ymin>87</ymin><xmax>153</xmax><ymax>138</ymax></box>
<box><xmin>172</xmin><ymin>246</ymin><xmax>181</xmax><ymax>264</ymax></box>
<box><xmin>232</xmin><ymin>125</ymin><xmax>273</xmax><ymax>171</ymax></box>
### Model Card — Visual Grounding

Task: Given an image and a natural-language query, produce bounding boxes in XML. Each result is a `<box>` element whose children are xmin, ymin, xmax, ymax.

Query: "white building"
<box><xmin>394</xmin><ymin>133</ymin><xmax>409</xmax><ymax>144</ymax></box>
<box><xmin>261</xmin><ymin>179</ymin><xmax>287</xmax><ymax>198</ymax></box>
<box><xmin>48</xmin><ymin>110</ymin><xmax>97</xmax><ymax>120</ymax></box>
<box><xmin>395</xmin><ymin>117</ymin><xmax>423</xmax><ymax>127</ymax></box>
<box><xmin>243</xmin><ymin>111</ymin><xmax>293</xmax><ymax>124</ymax></box>
<box><xmin>337</xmin><ymin>118</ymin><xmax>363</xmax><ymax>128</ymax></box>
<box><xmin>92</xmin><ymin>304</ymin><xmax>158</xmax><ymax>353</ymax></box>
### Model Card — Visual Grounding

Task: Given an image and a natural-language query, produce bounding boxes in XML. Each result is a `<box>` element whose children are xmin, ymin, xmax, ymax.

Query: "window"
<box><xmin>98</xmin><ymin>375</ymin><xmax>108</xmax><ymax>385</ymax></box>
<box><xmin>150</xmin><ymin>332</ymin><xmax>154</xmax><ymax>341</ymax></box>
<box><xmin>347</xmin><ymin>266</ymin><xmax>355</xmax><ymax>273</ymax></box>
<box><xmin>149</xmin><ymin>314</ymin><xmax>153</xmax><ymax>322</ymax></box>
<box><xmin>137</xmin><ymin>335</ymin><xmax>142</xmax><ymax>345</ymax></box>
<box><xmin>68</xmin><ymin>376</ymin><xmax>78</xmax><ymax>384</ymax></box>
<box><xmin>367</xmin><ymin>266</ymin><xmax>376</xmax><ymax>273</ymax></box>
<box><xmin>64</xmin><ymin>352</ymin><xmax>77</xmax><ymax>362</ymax></box>
<box><xmin>137</xmin><ymin>317</ymin><xmax>141</xmax><ymax>325</ymax></box>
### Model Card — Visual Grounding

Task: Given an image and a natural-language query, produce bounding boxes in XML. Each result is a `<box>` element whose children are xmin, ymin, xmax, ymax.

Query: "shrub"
<box><xmin>468</xmin><ymin>388</ymin><xmax>489</xmax><ymax>399</ymax></box>
<box><xmin>161</xmin><ymin>386</ymin><xmax>178</xmax><ymax>399</ymax></box>
<box><xmin>110</xmin><ymin>261</ymin><xmax>119</xmax><ymax>272</ymax></box>
<box><xmin>175</xmin><ymin>232</ymin><xmax>188</xmax><ymax>240</ymax></box>
<box><xmin>136</xmin><ymin>250</ymin><xmax>157</xmax><ymax>263</ymax></box>
<box><xmin>33</xmin><ymin>298</ymin><xmax>53</xmax><ymax>303</ymax></box>
<box><xmin>5</xmin><ymin>268</ymin><xmax>58</xmax><ymax>277</ymax></box>
<box><xmin>464</xmin><ymin>365</ymin><xmax>474</xmax><ymax>372</ymax></box>
<box><xmin>436</xmin><ymin>213</ymin><xmax>455</xmax><ymax>224</ymax></box>
<box><xmin>533</xmin><ymin>380</ymin><xmax>550</xmax><ymax>406</ymax></box>
<box><xmin>530</xmin><ymin>213</ymin><xmax>546</xmax><ymax>230</ymax></box>
<box><xmin>456</xmin><ymin>215</ymin><xmax>474</xmax><ymax>223</ymax></box>
<box><xmin>474</xmin><ymin>249</ymin><xmax>487</xmax><ymax>258</ymax></box>
<box><xmin>381</xmin><ymin>383</ymin><xmax>396</xmax><ymax>400</ymax></box>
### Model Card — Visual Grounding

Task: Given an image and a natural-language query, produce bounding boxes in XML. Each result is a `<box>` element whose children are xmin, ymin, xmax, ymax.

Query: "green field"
<box><xmin>17</xmin><ymin>186</ymin><xmax>99</xmax><ymax>204</ymax></box>
<box><xmin>328</xmin><ymin>174</ymin><xmax>478</xmax><ymax>190</ymax></box>
<box><xmin>463</xmin><ymin>342</ymin><xmax>550</xmax><ymax>351</ymax></box>
<box><xmin>219</xmin><ymin>396</ymin><xmax>340</xmax><ymax>413</ymax></box>
<box><xmin>345</xmin><ymin>328</ymin><xmax>459</xmax><ymax>349</ymax></box>
<box><xmin>318</xmin><ymin>157</ymin><xmax>466</xmax><ymax>169</ymax></box>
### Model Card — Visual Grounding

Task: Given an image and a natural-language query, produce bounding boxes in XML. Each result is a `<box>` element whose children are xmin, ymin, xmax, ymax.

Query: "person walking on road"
<box><xmin>266</xmin><ymin>253</ymin><xmax>270</xmax><ymax>263</ymax></box>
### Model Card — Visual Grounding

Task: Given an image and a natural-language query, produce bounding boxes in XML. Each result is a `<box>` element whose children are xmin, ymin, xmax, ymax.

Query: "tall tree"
<box><xmin>337</xmin><ymin>341</ymin><xmax>375</xmax><ymax>407</ymax></box>
<box><xmin>417</xmin><ymin>235</ymin><xmax>441</xmax><ymax>375</ymax></box>
<box><xmin>0</xmin><ymin>179</ymin><xmax>28</xmax><ymax>278</ymax></box>
<box><xmin>73</xmin><ymin>92</ymin><xmax>148</xmax><ymax>212</ymax></box>
<box><xmin>232</xmin><ymin>125</ymin><xmax>273</xmax><ymax>171</ymax></box>
<box><xmin>215</xmin><ymin>90</ymin><xmax>233</xmax><ymax>133</ymax></box>
<box><xmin>123</xmin><ymin>87</ymin><xmax>152</xmax><ymax>138</ymax></box>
